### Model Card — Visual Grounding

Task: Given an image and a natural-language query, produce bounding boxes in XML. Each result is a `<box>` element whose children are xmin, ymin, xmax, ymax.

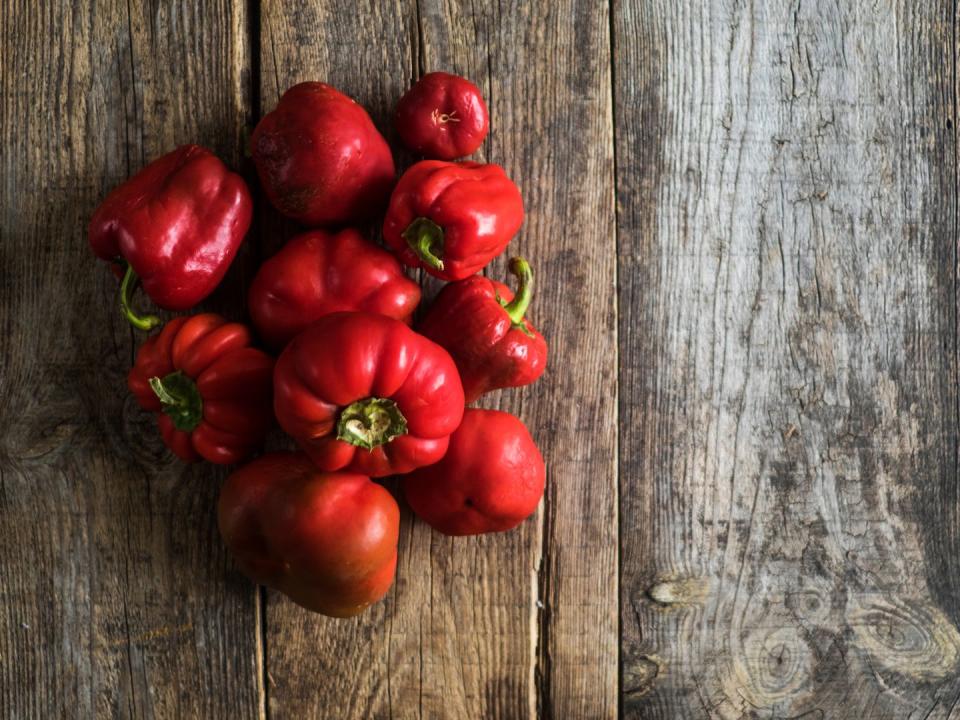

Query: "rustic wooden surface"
<box><xmin>2</xmin><ymin>0</ymin><xmax>960</xmax><ymax>718</ymax></box>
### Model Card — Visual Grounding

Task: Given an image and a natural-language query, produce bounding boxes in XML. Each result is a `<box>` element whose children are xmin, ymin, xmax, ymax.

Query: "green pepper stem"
<box><xmin>149</xmin><ymin>371</ymin><xmax>203</xmax><ymax>432</ymax></box>
<box><xmin>120</xmin><ymin>265</ymin><xmax>161</xmax><ymax>331</ymax></box>
<box><xmin>501</xmin><ymin>257</ymin><xmax>534</xmax><ymax>325</ymax></box>
<box><xmin>336</xmin><ymin>397</ymin><xmax>407</xmax><ymax>450</ymax></box>
<box><xmin>401</xmin><ymin>217</ymin><xmax>445</xmax><ymax>271</ymax></box>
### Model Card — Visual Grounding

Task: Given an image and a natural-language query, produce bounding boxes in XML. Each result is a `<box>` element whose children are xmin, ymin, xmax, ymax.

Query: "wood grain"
<box><xmin>257</xmin><ymin>2</ymin><xmax>416</xmax><ymax>718</ymax></box>
<box><xmin>260</xmin><ymin>2</ymin><xmax>617</xmax><ymax>718</ymax></box>
<box><xmin>617</xmin><ymin>1</ymin><xmax>960</xmax><ymax>717</ymax></box>
<box><xmin>0</xmin><ymin>0</ymin><xmax>260</xmax><ymax>717</ymax></box>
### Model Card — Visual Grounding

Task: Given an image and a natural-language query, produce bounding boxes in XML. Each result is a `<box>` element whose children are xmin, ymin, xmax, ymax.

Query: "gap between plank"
<box><xmin>607</xmin><ymin>0</ymin><xmax>623</xmax><ymax>717</ymax></box>
<box><xmin>247</xmin><ymin>0</ymin><xmax>268</xmax><ymax>717</ymax></box>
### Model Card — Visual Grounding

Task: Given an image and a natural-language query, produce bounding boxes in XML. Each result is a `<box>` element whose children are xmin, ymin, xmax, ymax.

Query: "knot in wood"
<box><xmin>848</xmin><ymin>596</ymin><xmax>960</xmax><ymax>682</ymax></box>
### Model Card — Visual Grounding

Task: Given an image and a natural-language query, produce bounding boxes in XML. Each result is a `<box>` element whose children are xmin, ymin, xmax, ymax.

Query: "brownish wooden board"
<box><xmin>257</xmin><ymin>1</ymin><xmax>617</xmax><ymax>718</ymax></box>
<box><xmin>0</xmin><ymin>0</ymin><xmax>262</xmax><ymax>717</ymax></box>
<box><xmin>7</xmin><ymin>0</ymin><xmax>960</xmax><ymax>718</ymax></box>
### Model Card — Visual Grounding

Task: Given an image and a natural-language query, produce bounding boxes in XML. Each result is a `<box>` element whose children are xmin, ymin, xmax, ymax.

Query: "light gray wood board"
<box><xmin>617</xmin><ymin>1</ymin><xmax>960</xmax><ymax>718</ymax></box>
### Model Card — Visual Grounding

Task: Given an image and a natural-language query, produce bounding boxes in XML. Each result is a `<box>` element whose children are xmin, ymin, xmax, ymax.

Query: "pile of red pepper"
<box><xmin>92</xmin><ymin>73</ymin><xmax>547</xmax><ymax>618</ymax></box>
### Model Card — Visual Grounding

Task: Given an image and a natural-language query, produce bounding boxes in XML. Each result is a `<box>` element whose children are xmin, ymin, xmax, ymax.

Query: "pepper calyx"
<box><xmin>149</xmin><ymin>371</ymin><xmax>203</xmax><ymax>432</ymax></box>
<box><xmin>336</xmin><ymin>397</ymin><xmax>408</xmax><ymax>451</ymax></box>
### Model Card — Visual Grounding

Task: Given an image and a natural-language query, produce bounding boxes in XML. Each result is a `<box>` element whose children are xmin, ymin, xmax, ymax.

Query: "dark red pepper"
<box><xmin>273</xmin><ymin>312</ymin><xmax>464</xmax><ymax>477</ymax></box>
<box><xmin>418</xmin><ymin>257</ymin><xmax>547</xmax><ymax>403</ymax></box>
<box><xmin>218</xmin><ymin>452</ymin><xmax>399</xmax><ymax>617</ymax></box>
<box><xmin>89</xmin><ymin>145</ymin><xmax>253</xmax><ymax>330</ymax></box>
<box><xmin>252</xmin><ymin>82</ymin><xmax>396</xmax><ymax>226</ymax></box>
<box><xmin>395</xmin><ymin>72</ymin><xmax>489</xmax><ymax>160</ymax></box>
<box><xmin>128</xmin><ymin>314</ymin><xmax>274</xmax><ymax>464</ymax></box>
<box><xmin>382</xmin><ymin>160</ymin><xmax>523</xmax><ymax>281</ymax></box>
<box><xmin>248</xmin><ymin>229</ymin><xmax>421</xmax><ymax>350</ymax></box>
<box><xmin>403</xmin><ymin>408</ymin><xmax>546</xmax><ymax>535</ymax></box>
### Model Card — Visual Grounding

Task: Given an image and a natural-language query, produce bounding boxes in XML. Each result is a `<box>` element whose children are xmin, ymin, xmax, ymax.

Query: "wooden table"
<box><xmin>3</xmin><ymin>1</ymin><xmax>959</xmax><ymax>718</ymax></box>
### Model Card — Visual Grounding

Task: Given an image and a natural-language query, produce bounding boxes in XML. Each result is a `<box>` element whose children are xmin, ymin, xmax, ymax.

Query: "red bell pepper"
<box><xmin>252</xmin><ymin>82</ymin><xmax>396</xmax><ymax>226</ymax></box>
<box><xmin>128</xmin><ymin>314</ymin><xmax>274</xmax><ymax>464</ymax></box>
<box><xmin>382</xmin><ymin>160</ymin><xmax>523</xmax><ymax>281</ymax></box>
<box><xmin>89</xmin><ymin>145</ymin><xmax>253</xmax><ymax>330</ymax></box>
<box><xmin>273</xmin><ymin>312</ymin><xmax>465</xmax><ymax>477</ymax></box>
<box><xmin>418</xmin><ymin>256</ymin><xmax>547</xmax><ymax>403</ymax></box>
<box><xmin>218</xmin><ymin>452</ymin><xmax>399</xmax><ymax>617</ymax></box>
<box><xmin>403</xmin><ymin>408</ymin><xmax>545</xmax><ymax>535</ymax></box>
<box><xmin>395</xmin><ymin>72</ymin><xmax>489</xmax><ymax>160</ymax></box>
<box><xmin>248</xmin><ymin>229</ymin><xmax>421</xmax><ymax>349</ymax></box>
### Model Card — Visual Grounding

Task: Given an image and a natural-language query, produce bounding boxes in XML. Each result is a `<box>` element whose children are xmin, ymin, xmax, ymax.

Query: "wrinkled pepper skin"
<box><xmin>218</xmin><ymin>452</ymin><xmax>399</xmax><ymax>617</ymax></box>
<box><xmin>395</xmin><ymin>72</ymin><xmax>489</xmax><ymax>160</ymax></box>
<box><xmin>418</xmin><ymin>257</ymin><xmax>547</xmax><ymax>403</ymax></box>
<box><xmin>403</xmin><ymin>409</ymin><xmax>545</xmax><ymax>535</ymax></box>
<box><xmin>382</xmin><ymin>160</ymin><xmax>523</xmax><ymax>281</ymax></box>
<box><xmin>128</xmin><ymin>314</ymin><xmax>274</xmax><ymax>464</ymax></box>
<box><xmin>89</xmin><ymin>145</ymin><xmax>253</xmax><ymax>330</ymax></box>
<box><xmin>252</xmin><ymin>83</ymin><xmax>396</xmax><ymax>226</ymax></box>
<box><xmin>248</xmin><ymin>229</ymin><xmax>421</xmax><ymax>349</ymax></box>
<box><xmin>273</xmin><ymin>312</ymin><xmax>464</xmax><ymax>477</ymax></box>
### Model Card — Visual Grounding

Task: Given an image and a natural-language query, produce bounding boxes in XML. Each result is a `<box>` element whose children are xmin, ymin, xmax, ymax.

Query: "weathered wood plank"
<box><xmin>257</xmin><ymin>2</ymin><xmax>417</xmax><ymax>717</ymax></box>
<box><xmin>398</xmin><ymin>5</ymin><xmax>540</xmax><ymax>719</ymax></box>
<box><xmin>435</xmin><ymin>2</ymin><xmax>620</xmax><ymax>717</ymax></box>
<box><xmin>617</xmin><ymin>1</ymin><xmax>960</xmax><ymax>717</ymax></box>
<box><xmin>260</xmin><ymin>2</ymin><xmax>618</xmax><ymax>718</ymax></box>
<box><xmin>0</xmin><ymin>1</ymin><xmax>260</xmax><ymax>717</ymax></box>
<box><xmin>400</xmin><ymin>1</ymin><xmax>620</xmax><ymax>717</ymax></box>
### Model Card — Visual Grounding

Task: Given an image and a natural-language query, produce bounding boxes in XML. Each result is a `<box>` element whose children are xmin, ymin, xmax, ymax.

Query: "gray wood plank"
<box><xmin>616</xmin><ymin>1</ymin><xmax>960</xmax><ymax>717</ymax></box>
<box><xmin>0</xmin><ymin>1</ymin><xmax>261</xmax><ymax>717</ymax></box>
<box><xmin>399</xmin><ymin>1</ymin><xmax>620</xmax><ymax>717</ymax></box>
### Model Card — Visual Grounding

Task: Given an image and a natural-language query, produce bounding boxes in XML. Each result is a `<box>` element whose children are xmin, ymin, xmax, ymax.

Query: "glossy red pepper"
<box><xmin>382</xmin><ymin>160</ymin><xmax>523</xmax><ymax>281</ymax></box>
<box><xmin>89</xmin><ymin>145</ymin><xmax>253</xmax><ymax>330</ymax></box>
<box><xmin>252</xmin><ymin>82</ymin><xmax>396</xmax><ymax>226</ymax></box>
<box><xmin>273</xmin><ymin>312</ymin><xmax>464</xmax><ymax>477</ymax></box>
<box><xmin>248</xmin><ymin>229</ymin><xmax>421</xmax><ymax>350</ymax></box>
<box><xmin>128</xmin><ymin>314</ymin><xmax>274</xmax><ymax>464</ymax></box>
<box><xmin>395</xmin><ymin>72</ymin><xmax>489</xmax><ymax>159</ymax></box>
<box><xmin>218</xmin><ymin>452</ymin><xmax>399</xmax><ymax>617</ymax></box>
<box><xmin>403</xmin><ymin>409</ymin><xmax>545</xmax><ymax>535</ymax></box>
<box><xmin>418</xmin><ymin>256</ymin><xmax>547</xmax><ymax>403</ymax></box>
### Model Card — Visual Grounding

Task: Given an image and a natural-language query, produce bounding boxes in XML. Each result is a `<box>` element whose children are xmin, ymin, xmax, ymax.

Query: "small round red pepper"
<box><xmin>127</xmin><ymin>314</ymin><xmax>274</xmax><ymax>464</ymax></box>
<box><xmin>218</xmin><ymin>452</ymin><xmax>399</xmax><ymax>617</ymax></box>
<box><xmin>89</xmin><ymin>145</ymin><xmax>253</xmax><ymax>330</ymax></box>
<box><xmin>273</xmin><ymin>312</ymin><xmax>465</xmax><ymax>477</ymax></box>
<box><xmin>248</xmin><ymin>229</ymin><xmax>422</xmax><ymax>350</ymax></box>
<box><xmin>395</xmin><ymin>72</ymin><xmax>489</xmax><ymax>159</ymax></box>
<box><xmin>418</xmin><ymin>256</ymin><xmax>547</xmax><ymax>403</ymax></box>
<box><xmin>382</xmin><ymin>160</ymin><xmax>524</xmax><ymax>281</ymax></box>
<box><xmin>252</xmin><ymin>82</ymin><xmax>396</xmax><ymax>226</ymax></box>
<box><xmin>403</xmin><ymin>408</ymin><xmax>546</xmax><ymax>535</ymax></box>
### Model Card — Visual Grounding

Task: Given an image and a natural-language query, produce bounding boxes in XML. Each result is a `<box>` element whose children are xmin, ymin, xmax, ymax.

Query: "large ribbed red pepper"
<box><xmin>382</xmin><ymin>160</ymin><xmax>523</xmax><ymax>281</ymax></box>
<box><xmin>218</xmin><ymin>452</ymin><xmax>399</xmax><ymax>617</ymax></box>
<box><xmin>252</xmin><ymin>82</ymin><xmax>396</xmax><ymax>226</ymax></box>
<box><xmin>89</xmin><ymin>145</ymin><xmax>253</xmax><ymax>330</ymax></box>
<box><xmin>128</xmin><ymin>314</ymin><xmax>274</xmax><ymax>464</ymax></box>
<box><xmin>403</xmin><ymin>409</ymin><xmax>545</xmax><ymax>535</ymax></box>
<box><xmin>248</xmin><ymin>229</ymin><xmax>421</xmax><ymax>349</ymax></box>
<box><xmin>395</xmin><ymin>72</ymin><xmax>489</xmax><ymax>159</ymax></box>
<box><xmin>274</xmin><ymin>312</ymin><xmax>464</xmax><ymax>477</ymax></box>
<box><xmin>418</xmin><ymin>256</ymin><xmax>547</xmax><ymax>403</ymax></box>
